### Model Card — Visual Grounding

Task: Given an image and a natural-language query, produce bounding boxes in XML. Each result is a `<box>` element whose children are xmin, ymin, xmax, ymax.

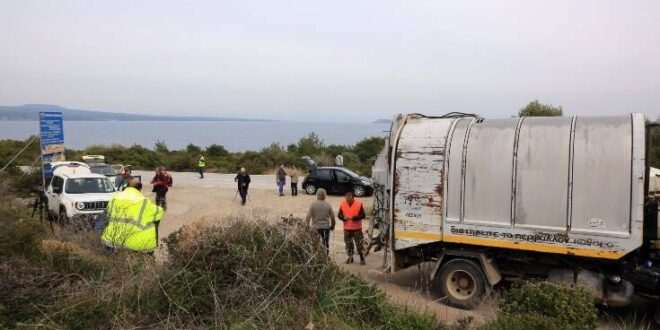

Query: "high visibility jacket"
<box><xmin>198</xmin><ymin>157</ymin><xmax>207</xmax><ymax>168</ymax></box>
<box><xmin>339</xmin><ymin>199</ymin><xmax>364</xmax><ymax>231</ymax></box>
<box><xmin>101</xmin><ymin>187</ymin><xmax>164</xmax><ymax>252</ymax></box>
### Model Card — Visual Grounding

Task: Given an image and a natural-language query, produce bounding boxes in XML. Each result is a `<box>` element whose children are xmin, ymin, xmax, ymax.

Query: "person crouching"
<box><xmin>102</xmin><ymin>177</ymin><xmax>164</xmax><ymax>254</ymax></box>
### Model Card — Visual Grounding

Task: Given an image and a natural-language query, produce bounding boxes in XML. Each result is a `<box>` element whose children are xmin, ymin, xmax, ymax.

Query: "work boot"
<box><xmin>359</xmin><ymin>255</ymin><xmax>366</xmax><ymax>265</ymax></box>
<box><xmin>345</xmin><ymin>256</ymin><xmax>354</xmax><ymax>264</ymax></box>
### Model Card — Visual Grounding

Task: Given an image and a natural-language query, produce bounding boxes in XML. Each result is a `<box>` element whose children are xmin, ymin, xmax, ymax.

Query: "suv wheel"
<box><xmin>305</xmin><ymin>184</ymin><xmax>317</xmax><ymax>195</ymax></box>
<box><xmin>353</xmin><ymin>185</ymin><xmax>366</xmax><ymax>197</ymax></box>
<box><xmin>437</xmin><ymin>258</ymin><xmax>487</xmax><ymax>309</ymax></box>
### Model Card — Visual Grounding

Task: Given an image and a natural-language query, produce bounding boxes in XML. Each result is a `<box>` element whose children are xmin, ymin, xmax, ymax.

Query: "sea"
<box><xmin>0</xmin><ymin>120</ymin><xmax>391</xmax><ymax>151</ymax></box>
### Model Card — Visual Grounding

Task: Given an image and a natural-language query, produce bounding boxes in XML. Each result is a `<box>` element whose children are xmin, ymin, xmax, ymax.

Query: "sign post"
<box><xmin>39</xmin><ymin>112</ymin><xmax>65</xmax><ymax>190</ymax></box>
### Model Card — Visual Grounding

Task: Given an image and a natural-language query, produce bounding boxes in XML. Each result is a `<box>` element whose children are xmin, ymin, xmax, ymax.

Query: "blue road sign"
<box><xmin>39</xmin><ymin>112</ymin><xmax>65</xmax><ymax>179</ymax></box>
<box><xmin>39</xmin><ymin>112</ymin><xmax>64</xmax><ymax>145</ymax></box>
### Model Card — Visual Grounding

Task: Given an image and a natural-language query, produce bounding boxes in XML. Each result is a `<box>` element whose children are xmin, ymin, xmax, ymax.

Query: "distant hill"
<box><xmin>0</xmin><ymin>104</ymin><xmax>272</xmax><ymax>122</ymax></box>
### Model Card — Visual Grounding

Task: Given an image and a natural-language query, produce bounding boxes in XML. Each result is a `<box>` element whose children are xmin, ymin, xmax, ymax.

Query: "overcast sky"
<box><xmin>1</xmin><ymin>1</ymin><xmax>659</xmax><ymax>122</ymax></box>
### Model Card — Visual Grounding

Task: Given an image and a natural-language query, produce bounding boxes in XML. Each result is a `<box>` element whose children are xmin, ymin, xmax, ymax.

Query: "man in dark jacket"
<box><xmin>276</xmin><ymin>164</ymin><xmax>287</xmax><ymax>196</ymax></box>
<box><xmin>234</xmin><ymin>167</ymin><xmax>251</xmax><ymax>205</ymax></box>
<box><xmin>151</xmin><ymin>167</ymin><xmax>173</xmax><ymax>210</ymax></box>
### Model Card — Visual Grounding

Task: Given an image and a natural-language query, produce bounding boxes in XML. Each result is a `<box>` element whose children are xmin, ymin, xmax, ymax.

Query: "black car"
<box><xmin>302</xmin><ymin>167</ymin><xmax>373</xmax><ymax>197</ymax></box>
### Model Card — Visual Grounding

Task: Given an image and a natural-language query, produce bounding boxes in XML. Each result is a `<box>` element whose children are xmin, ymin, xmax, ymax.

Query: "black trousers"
<box><xmin>317</xmin><ymin>229</ymin><xmax>330</xmax><ymax>254</ymax></box>
<box><xmin>238</xmin><ymin>185</ymin><xmax>248</xmax><ymax>204</ymax></box>
<box><xmin>291</xmin><ymin>182</ymin><xmax>298</xmax><ymax>196</ymax></box>
<box><xmin>155</xmin><ymin>190</ymin><xmax>167</xmax><ymax>210</ymax></box>
<box><xmin>198</xmin><ymin>167</ymin><xmax>204</xmax><ymax>178</ymax></box>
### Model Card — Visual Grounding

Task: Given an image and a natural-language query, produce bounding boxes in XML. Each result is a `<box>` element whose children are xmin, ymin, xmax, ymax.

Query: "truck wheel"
<box><xmin>353</xmin><ymin>185</ymin><xmax>366</xmax><ymax>197</ymax></box>
<box><xmin>305</xmin><ymin>184</ymin><xmax>317</xmax><ymax>195</ymax></box>
<box><xmin>437</xmin><ymin>259</ymin><xmax>487</xmax><ymax>309</ymax></box>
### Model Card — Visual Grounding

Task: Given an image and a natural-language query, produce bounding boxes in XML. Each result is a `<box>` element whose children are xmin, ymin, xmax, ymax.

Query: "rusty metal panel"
<box><xmin>393</xmin><ymin>117</ymin><xmax>453</xmax><ymax>250</ymax></box>
<box><xmin>571</xmin><ymin>116</ymin><xmax>631</xmax><ymax>236</ymax></box>
<box><xmin>514</xmin><ymin>117</ymin><xmax>572</xmax><ymax>229</ymax></box>
<box><xmin>463</xmin><ymin>119</ymin><xmax>519</xmax><ymax>226</ymax></box>
<box><xmin>446</xmin><ymin>118</ymin><xmax>473</xmax><ymax>222</ymax></box>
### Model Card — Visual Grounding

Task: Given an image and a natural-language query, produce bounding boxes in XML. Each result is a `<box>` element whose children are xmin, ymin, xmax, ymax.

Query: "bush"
<box><xmin>161</xmin><ymin>221</ymin><xmax>334</xmax><ymax>323</ymax></box>
<box><xmin>159</xmin><ymin>220</ymin><xmax>436</xmax><ymax>329</ymax></box>
<box><xmin>0</xmin><ymin>198</ymin><xmax>44</xmax><ymax>260</ymax></box>
<box><xmin>0</xmin><ymin>258</ymin><xmax>72</xmax><ymax>327</ymax></box>
<box><xmin>1</xmin><ymin>189</ymin><xmax>432</xmax><ymax>329</ymax></box>
<box><xmin>482</xmin><ymin>281</ymin><xmax>598</xmax><ymax>330</ymax></box>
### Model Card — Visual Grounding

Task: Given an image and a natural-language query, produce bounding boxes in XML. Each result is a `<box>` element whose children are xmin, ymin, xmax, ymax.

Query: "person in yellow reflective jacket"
<box><xmin>197</xmin><ymin>155</ymin><xmax>207</xmax><ymax>179</ymax></box>
<box><xmin>101</xmin><ymin>177</ymin><xmax>164</xmax><ymax>253</ymax></box>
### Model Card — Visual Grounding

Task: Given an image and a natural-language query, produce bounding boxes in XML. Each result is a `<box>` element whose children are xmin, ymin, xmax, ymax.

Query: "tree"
<box><xmin>296</xmin><ymin>133</ymin><xmax>324</xmax><ymax>156</ymax></box>
<box><xmin>518</xmin><ymin>100</ymin><xmax>563</xmax><ymax>117</ymax></box>
<box><xmin>353</xmin><ymin>137</ymin><xmax>385</xmax><ymax>162</ymax></box>
<box><xmin>206</xmin><ymin>144</ymin><xmax>229</xmax><ymax>157</ymax></box>
<box><xmin>155</xmin><ymin>140</ymin><xmax>169</xmax><ymax>153</ymax></box>
<box><xmin>186</xmin><ymin>143</ymin><xmax>202</xmax><ymax>154</ymax></box>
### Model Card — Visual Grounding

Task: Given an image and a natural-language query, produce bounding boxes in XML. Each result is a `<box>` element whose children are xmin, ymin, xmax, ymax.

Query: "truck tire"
<box><xmin>437</xmin><ymin>258</ymin><xmax>487</xmax><ymax>309</ymax></box>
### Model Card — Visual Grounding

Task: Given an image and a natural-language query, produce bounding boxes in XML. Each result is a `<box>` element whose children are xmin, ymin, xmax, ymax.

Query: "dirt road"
<box><xmin>136</xmin><ymin>170</ymin><xmax>491</xmax><ymax>324</ymax></box>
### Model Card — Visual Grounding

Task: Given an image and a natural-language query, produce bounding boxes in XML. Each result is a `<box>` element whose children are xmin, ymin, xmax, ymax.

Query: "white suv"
<box><xmin>45</xmin><ymin>162</ymin><xmax>115</xmax><ymax>226</ymax></box>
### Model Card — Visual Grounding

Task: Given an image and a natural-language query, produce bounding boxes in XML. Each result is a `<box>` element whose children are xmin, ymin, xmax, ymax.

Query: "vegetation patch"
<box><xmin>481</xmin><ymin>281</ymin><xmax>598</xmax><ymax>330</ymax></box>
<box><xmin>0</xmin><ymin>183</ymin><xmax>435</xmax><ymax>329</ymax></box>
<box><xmin>0</xmin><ymin>133</ymin><xmax>385</xmax><ymax>176</ymax></box>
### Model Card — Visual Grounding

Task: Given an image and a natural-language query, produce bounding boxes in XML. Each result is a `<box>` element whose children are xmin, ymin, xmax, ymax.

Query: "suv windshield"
<box><xmin>65</xmin><ymin>178</ymin><xmax>115</xmax><ymax>194</ymax></box>
<box><xmin>90</xmin><ymin>164</ymin><xmax>117</xmax><ymax>176</ymax></box>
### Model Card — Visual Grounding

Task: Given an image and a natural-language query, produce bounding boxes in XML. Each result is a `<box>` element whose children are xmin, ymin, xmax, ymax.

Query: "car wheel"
<box><xmin>437</xmin><ymin>259</ymin><xmax>487</xmax><ymax>309</ymax></box>
<box><xmin>353</xmin><ymin>185</ymin><xmax>366</xmax><ymax>197</ymax></box>
<box><xmin>305</xmin><ymin>184</ymin><xmax>317</xmax><ymax>195</ymax></box>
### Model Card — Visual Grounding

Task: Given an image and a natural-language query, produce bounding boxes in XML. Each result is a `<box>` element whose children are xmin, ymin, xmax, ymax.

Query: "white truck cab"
<box><xmin>46</xmin><ymin>161</ymin><xmax>115</xmax><ymax>222</ymax></box>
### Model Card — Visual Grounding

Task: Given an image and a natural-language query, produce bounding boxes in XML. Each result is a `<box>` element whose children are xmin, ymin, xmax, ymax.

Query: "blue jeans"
<box><xmin>277</xmin><ymin>180</ymin><xmax>285</xmax><ymax>195</ymax></box>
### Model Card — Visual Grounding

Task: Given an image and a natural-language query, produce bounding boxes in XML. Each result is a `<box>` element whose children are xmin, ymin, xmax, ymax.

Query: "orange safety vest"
<box><xmin>340</xmin><ymin>199</ymin><xmax>363</xmax><ymax>231</ymax></box>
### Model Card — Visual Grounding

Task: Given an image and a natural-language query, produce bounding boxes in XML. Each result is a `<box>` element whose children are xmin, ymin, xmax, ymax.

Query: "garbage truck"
<box><xmin>370</xmin><ymin>112</ymin><xmax>660</xmax><ymax>310</ymax></box>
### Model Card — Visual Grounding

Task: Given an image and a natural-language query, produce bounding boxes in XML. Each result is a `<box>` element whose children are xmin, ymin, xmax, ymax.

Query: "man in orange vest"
<box><xmin>338</xmin><ymin>191</ymin><xmax>366</xmax><ymax>265</ymax></box>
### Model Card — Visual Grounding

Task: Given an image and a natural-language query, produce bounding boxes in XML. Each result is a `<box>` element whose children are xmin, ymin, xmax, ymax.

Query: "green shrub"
<box><xmin>481</xmin><ymin>313</ymin><xmax>561</xmax><ymax>330</ymax></box>
<box><xmin>482</xmin><ymin>281</ymin><xmax>598</xmax><ymax>330</ymax></box>
<box><xmin>0</xmin><ymin>203</ymin><xmax>44</xmax><ymax>260</ymax></box>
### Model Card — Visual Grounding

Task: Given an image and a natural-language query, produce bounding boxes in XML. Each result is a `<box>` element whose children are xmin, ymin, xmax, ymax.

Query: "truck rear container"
<box><xmin>372</xmin><ymin>113</ymin><xmax>660</xmax><ymax>309</ymax></box>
